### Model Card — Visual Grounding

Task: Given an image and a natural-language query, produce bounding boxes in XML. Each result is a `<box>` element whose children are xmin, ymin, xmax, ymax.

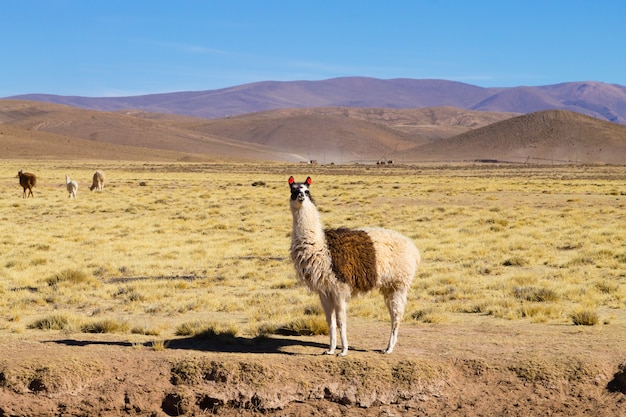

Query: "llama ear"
<box><xmin>288</xmin><ymin>176</ymin><xmax>295</xmax><ymax>185</ymax></box>
<box><xmin>306</xmin><ymin>177</ymin><xmax>312</xmax><ymax>185</ymax></box>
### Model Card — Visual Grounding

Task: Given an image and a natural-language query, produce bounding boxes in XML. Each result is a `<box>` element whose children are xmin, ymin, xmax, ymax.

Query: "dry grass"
<box><xmin>0</xmin><ymin>161</ymin><xmax>624</xmax><ymax>340</ymax></box>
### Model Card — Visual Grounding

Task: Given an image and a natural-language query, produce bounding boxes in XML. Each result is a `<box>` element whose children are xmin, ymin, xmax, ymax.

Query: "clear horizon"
<box><xmin>2</xmin><ymin>1</ymin><xmax>625</xmax><ymax>97</ymax></box>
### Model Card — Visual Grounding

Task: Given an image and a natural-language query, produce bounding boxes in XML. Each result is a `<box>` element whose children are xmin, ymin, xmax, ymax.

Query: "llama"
<box><xmin>89</xmin><ymin>170</ymin><xmax>105</xmax><ymax>191</ymax></box>
<box><xmin>65</xmin><ymin>175</ymin><xmax>78</xmax><ymax>198</ymax></box>
<box><xmin>17</xmin><ymin>170</ymin><xmax>37</xmax><ymax>198</ymax></box>
<box><xmin>289</xmin><ymin>176</ymin><xmax>421</xmax><ymax>356</ymax></box>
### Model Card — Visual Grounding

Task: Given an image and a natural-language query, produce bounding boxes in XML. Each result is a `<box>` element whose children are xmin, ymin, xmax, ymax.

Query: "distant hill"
<box><xmin>0</xmin><ymin>100</ymin><xmax>517</xmax><ymax>163</ymax></box>
<box><xmin>6</xmin><ymin>77</ymin><xmax>626</xmax><ymax>123</ymax></box>
<box><xmin>169</xmin><ymin>106</ymin><xmax>518</xmax><ymax>162</ymax></box>
<box><xmin>407</xmin><ymin>110</ymin><xmax>626</xmax><ymax>164</ymax></box>
<box><xmin>0</xmin><ymin>119</ymin><xmax>193</xmax><ymax>162</ymax></box>
<box><xmin>0</xmin><ymin>100</ymin><xmax>297</xmax><ymax>162</ymax></box>
<box><xmin>1</xmin><ymin>100</ymin><xmax>624</xmax><ymax>164</ymax></box>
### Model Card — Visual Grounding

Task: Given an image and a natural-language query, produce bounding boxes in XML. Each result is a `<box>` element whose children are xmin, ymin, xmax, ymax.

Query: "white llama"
<box><xmin>89</xmin><ymin>170</ymin><xmax>105</xmax><ymax>191</ymax></box>
<box><xmin>65</xmin><ymin>175</ymin><xmax>78</xmax><ymax>198</ymax></box>
<box><xmin>289</xmin><ymin>176</ymin><xmax>421</xmax><ymax>356</ymax></box>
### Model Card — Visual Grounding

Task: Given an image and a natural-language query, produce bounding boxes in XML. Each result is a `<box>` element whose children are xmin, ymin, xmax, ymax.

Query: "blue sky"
<box><xmin>2</xmin><ymin>0</ymin><xmax>625</xmax><ymax>97</ymax></box>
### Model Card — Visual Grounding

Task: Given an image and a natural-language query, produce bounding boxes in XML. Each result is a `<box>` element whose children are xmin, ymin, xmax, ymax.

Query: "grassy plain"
<box><xmin>1</xmin><ymin>161</ymin><xmax>625</xmax><ymax>342</ymax></box>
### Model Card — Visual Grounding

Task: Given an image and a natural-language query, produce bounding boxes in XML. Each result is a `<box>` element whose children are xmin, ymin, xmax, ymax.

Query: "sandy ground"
<box><xmin>1</xmin><ymin>312</ymin><xmax>625</xmax><ymax>416</ymax></box>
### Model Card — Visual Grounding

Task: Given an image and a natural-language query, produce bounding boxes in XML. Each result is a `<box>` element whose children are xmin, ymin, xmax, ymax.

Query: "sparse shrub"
<box><xmin>175</xmin><ymin>321</ymin><xmax>238</xmax><ymax>339</ymax></box>
<box><xmin>410</xmin><ymin>309</ymin><xmax>443</xmax><ymax>323</ymax></box>
<box><xmin>151</xmin><ymin>340</ymin><xmax>168</xmax><ymax>351</ymax></box>
<box><xmin>81</xmin><ymin>318</ymin><xmax>129</xmax><ymax>333</ymax></box>
<box><xmin>518</xmin><ymin>304</ymin><xmax>561</xmax><ymax>322</ymax></box>
<box><xmin>114</xmin><ymin>286</ymin><xmax>146</xmax><ymax>302</ymax></box>
<box><xmin>175</xmin><ymin>321</ymin><xmax>204</xmax><ymax>337</ymax></box>
<box><xmin>28</xmin><ymin>314</ymin><xmax>71</xmax><ymax>331</ymax></box>
<box><xmin>513</xmin><ymin>286</ymin><xmax>558</xmax><ymax>302</ymax></box>
<box><xmin>503</xmin><ymin>256</ymin><xmax>526</xmax><ymax>267</ymax></box>
<box><xmin>596</xmin><ymin>281</ymin><xmax>619</xmax><ymax>294</ymax></box>
<box><xmin>571</xmin><ymin>309</ymin><xmax>599</xmax><ymax>326</ymax></box>
<box><xmin>131</xmin><ymin>326</ymin><xmax>161</xmax><ymax>336</ymax></box>
<box><xmin>274</xmin><ymin>316</ymin><xmax>328</xmax><ymax>336</ymax></box>
<box><xmin>47</xmin><ymin>269</ymin><xmax>92</xmax><ymax>286</ymax></box>
<box><xmin>253</xmin><ymin>323</ymin><xmax>277</xmax><ymax>338</ymax></box>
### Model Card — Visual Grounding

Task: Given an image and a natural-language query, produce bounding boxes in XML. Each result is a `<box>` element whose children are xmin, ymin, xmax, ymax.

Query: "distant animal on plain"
<box><xmin>89</xmin><ymin>170</ymin><xmax>105</xmax><ymax>191</ymax></box>
<box><xmin>288</xmin><ymin>176</ymin><xmax>421</xmax><ymax>356</ymax></box>
<box><xmin>17</xmin><ymin>170</ymin><xmax>37</xmax><ymax>198</ymax></box>
<box><xmin>65</xmin><ymin>175</ymin><xmax>78</xmax><ymax>198</ymax></box>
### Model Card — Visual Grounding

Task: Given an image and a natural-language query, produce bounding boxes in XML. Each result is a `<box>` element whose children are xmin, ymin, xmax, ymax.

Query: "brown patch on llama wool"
<box><xmin>324</xmin><ymin>228</ymin><xmax>378</xmax><ymax>292</ymax></box>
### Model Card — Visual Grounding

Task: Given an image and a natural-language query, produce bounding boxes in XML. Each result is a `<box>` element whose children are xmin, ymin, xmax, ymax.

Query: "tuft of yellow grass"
<box><xmin>28</xmin><ymin>314</ymin><xmax>72</xmax><ymax>331</ymax></box>
<box><xmin>175</xmin><ymin>321</ymin><xmax>238</xmax><ymax>339</ymax></box>
<box><xmin>81</xmin><ymin>319</ymin><xmax>129</xmax><ymax>334</ymax></box>
<box><xmin>570</xmin><ymin>309</ymin><xmax>600</xmax><ymax>326</ymax></box>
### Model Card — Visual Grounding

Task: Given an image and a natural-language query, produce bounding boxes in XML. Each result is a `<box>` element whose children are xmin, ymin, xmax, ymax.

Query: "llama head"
<box><xmin>289</xmin><ymin>176</ymin><xmax>314</xmax><ymax>207</ymax></box>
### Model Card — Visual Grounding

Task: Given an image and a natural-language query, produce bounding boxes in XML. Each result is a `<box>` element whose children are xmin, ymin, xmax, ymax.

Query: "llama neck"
<box><xmin>290</xmin><ymin>199</ymin><xmax>333</xmax><ymax>292</ymax></box>
<box><xmin>291</xmin><ymin>200</ymin><xmax>325</xmax><ymax>244</ymax></box>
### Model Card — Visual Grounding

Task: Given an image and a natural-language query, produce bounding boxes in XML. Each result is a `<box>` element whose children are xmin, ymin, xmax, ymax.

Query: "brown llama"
<box><xmin>17</xmin><ymin>170</ymin><xmax>37</xmax><ymax>198</ymax></box>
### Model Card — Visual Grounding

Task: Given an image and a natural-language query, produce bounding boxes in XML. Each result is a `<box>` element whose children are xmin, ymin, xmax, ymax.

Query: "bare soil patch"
<box><xmin>1</xmin><ymin>313</ymin><xmax>625</xmax><ymax>416</ymax></box>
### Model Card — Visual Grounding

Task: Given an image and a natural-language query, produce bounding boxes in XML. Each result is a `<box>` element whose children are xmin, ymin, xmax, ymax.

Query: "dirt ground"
<box><xmin>1</xmin><ymin>312</ymin><xmax>625</xmax><ymax>417</ymax></box>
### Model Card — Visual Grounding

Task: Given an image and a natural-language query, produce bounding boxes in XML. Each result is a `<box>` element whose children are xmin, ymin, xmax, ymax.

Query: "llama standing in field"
<box><xmin>89</xmin><ymin>170</ymin><xmax>105</xmax><ymax>191</ymax></box>
<box><xmin>289</xmin><ymin>176</ymin><xmax>421</xmax><ymax>356</ymax></box>
<box><xmin>17</xmin><ymin>170</ymin><xmax>37</xmax><ymax>198</ymax></box>
<box><xmin>65</xmin><ymin>175</ymin><xmax>78</xmax><ymax>198</ymax></box>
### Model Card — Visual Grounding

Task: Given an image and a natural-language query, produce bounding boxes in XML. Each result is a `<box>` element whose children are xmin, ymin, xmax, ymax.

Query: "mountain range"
<box><xmin>2</xmin><ymin>77</ymin><xmax>626</xmax><ymax>164</ymax></box>
<box><xmin>7</xmin><ymin>77</ymin><xmax>626</xmax><ymax>124</ymax></box>
<box><xmin>2</xmin><ymin>99</ymin><xmax>625</xmax><ymax>164</ymax></box>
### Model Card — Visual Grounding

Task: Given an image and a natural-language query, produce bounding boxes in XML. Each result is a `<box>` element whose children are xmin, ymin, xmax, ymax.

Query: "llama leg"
<box><xmin>336</xmin><ymin>298</ymin><xmax>349</xmax><ymax>356</ymax></box>
<box><xmin>319</xmin><ymin>293</ymin><xmax>336</xmax><ymax>355</ymax></box>
<box><xmin>383</xmin><ymin>286</ymin><xmax>408</xmax><ymax>354</ymax></box>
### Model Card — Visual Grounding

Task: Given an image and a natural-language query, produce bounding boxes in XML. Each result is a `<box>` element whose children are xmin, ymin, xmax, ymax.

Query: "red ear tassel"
<box><xmin>306</xmin><ymin>177</ymin><xmax>312</xmax><ymax>185</ymax></box>
<box><xmin>288</xmin><ymin>176</ymin><xmax>295</xmax><ymax>184</ymax></box>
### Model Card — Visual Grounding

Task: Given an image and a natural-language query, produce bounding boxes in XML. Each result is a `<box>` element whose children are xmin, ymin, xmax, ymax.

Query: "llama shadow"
<box><xmin>607</xmin><ymin>366</ymin><xmax>626</xmax><ymax>394</ymax></box>
<box><xmin>165</xmin><ymin>334</ymin><xmax>330</xmax><ymax>354</ymax></box>
<box><xmin>48</xmin><ymin>334</ymin><xmax>329</xmax><ymax>355</ymax></box>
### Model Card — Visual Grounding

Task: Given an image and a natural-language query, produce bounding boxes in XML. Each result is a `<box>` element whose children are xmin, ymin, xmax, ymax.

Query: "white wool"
<box><xmin>65</xmin><ymin>175</ymin><xmax>78</xmax><ymax>199</ymax></box>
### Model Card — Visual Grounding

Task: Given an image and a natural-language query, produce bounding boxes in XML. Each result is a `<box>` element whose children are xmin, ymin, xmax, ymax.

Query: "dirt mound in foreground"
<box><xmin>1</xmin><ymin>315</ymin><xmax>625</xmax><ymax>416</ymax></box>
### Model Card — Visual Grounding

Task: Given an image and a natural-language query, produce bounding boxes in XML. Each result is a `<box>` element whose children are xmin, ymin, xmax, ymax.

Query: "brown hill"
<box><xmin>0</xmin><ymin>120</ymin><xmax>194</xmax><ymax>161</ymax></box>
<box><xmin>0</xmin><ymin>100</ymin><xmax>517</xmax><ymax>163</ymax></box>
<box><xmin>0</xmin><ymin>100</ymin><xmax>297</xmax><ymax>162</ymax></box>
<box><xmin>3</xmin><ymin>100</ymin><xmax>625</xmax><ymax>164</ymax></box>
<box><xmin>210</xmin><ymin>106</ymin><xmax>518</xmax><ymax>137</ymax></box>
<box><xmin>407</xmin><ymin>110</ymin><xmax>626</xmax><ymax>164</ymax></box>
<box><xmin>162</xmin><ymin>106</ymin><xmax>518</xmax><ymax>162</ymax></box>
